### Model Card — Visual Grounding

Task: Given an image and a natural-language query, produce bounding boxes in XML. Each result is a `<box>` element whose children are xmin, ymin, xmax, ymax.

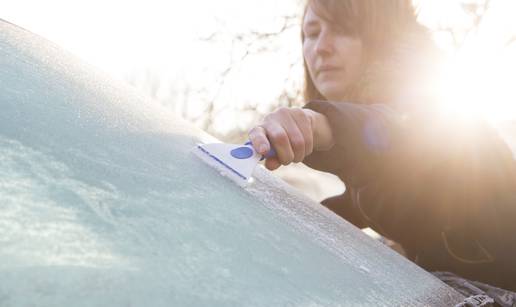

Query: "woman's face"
<box><xmin>303</xmin><ymin>5</ymin><xmax>363</xmax><ymax>101</ymax></box>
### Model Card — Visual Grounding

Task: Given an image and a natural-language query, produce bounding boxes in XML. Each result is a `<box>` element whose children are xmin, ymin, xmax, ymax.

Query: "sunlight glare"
<box><xmin>441</xmin><ymin>44</ymin><xmax>516</xmax><ymax>121</ymax></box>
<box><xmin>435</xmin><ymin>0</ymin><xmax>516</xmax><ymax>122</ymax></box>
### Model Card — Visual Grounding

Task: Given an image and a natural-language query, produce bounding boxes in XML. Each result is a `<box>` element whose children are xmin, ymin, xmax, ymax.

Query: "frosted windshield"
<box><xmin>0</xmin><ymin>20</ymin><xmax>464</xmax><ymax>306</ymax></box>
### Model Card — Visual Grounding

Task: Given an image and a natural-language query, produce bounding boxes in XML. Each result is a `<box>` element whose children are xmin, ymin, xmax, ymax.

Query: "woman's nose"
<box><xmin>315</xmin><ymin>30</ymin><xmax>335</xmax><ymax>55</ymax></box>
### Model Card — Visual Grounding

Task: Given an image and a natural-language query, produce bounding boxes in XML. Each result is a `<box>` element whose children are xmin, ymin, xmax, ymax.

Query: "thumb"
<box><xmin>264</xmin><ymin>157</ymin><xmax>281</xmax><ymax>170</ymax></box>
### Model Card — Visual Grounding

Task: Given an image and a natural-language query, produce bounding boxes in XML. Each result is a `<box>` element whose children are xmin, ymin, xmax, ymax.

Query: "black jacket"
<box><xmin>304</xmin><ymin>100</ymin><xmax>516</xmax><ymax>291</ymax></box>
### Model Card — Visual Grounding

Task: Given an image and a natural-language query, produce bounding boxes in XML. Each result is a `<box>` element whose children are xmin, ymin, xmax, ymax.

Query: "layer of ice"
<box><xmin>0</xmin><ymin>20</ymin><xmax>464</xmax><ymax>306</ymax></box>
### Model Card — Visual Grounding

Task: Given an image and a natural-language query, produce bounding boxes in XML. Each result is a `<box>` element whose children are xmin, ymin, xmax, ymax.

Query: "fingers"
<box><xmin>248</xmin><ymin>126</ymin><xmax>270</xmax><ymax>155</ymax></box>
<box><xmin>264</xmin><ymin>157</ymin><xmax>282</xmax><ymax>170</ymax></box>
<box><xmin>290</xmin><ymin>108</ymin><xmax>314</xmax><ymax>157</ymax></box>
<box><xmin>249</xmin><ymin>107</ymin><xmax>314</xmax><ymax>168</ymax></box>
<box><xmin>276</xmin><ymin>110</ymin><xmax>305</xmax><ymax>163</ymax></box>
<box><xmin>265</xmin><ymin>120</ymin><xmax>295</xmax><ymax>165</ymax></box>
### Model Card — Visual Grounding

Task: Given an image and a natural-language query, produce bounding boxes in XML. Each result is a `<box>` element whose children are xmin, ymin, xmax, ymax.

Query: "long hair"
<box><xmin>302</xmin><ymin>0</ymin><xmax>437</xmax><ymax>104</ymax></box>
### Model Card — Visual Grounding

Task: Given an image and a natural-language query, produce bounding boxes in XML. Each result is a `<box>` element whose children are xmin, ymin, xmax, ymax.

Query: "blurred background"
<box><xmin>2</xmin><ymin>0</ymin><xmax>516</xmax><ymax>202</ymax></box>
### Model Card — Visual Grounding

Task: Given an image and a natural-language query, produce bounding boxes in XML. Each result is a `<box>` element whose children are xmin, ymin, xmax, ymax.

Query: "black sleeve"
<box><xmin>303</xmin><ymin>100</ymin><xmax>516</xmax><ymax>251</ymax></box>
<box><xmin>303</xmin><ymin>100</ymin><xmax>403</xmax><ymax>187</ymax></box>
<box><xmin>321</xmin><ymin>191</ymin><xmax>368</xmax><ymax>229</ymax></box>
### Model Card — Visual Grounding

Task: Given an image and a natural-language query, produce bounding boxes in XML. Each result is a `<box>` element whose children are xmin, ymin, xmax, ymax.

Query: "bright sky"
<box><xmin>417</xmin><ymin>0</ymin><xmax>516</xmax><ymax>121</ymax></box>
<box><xmin>2</xmin><ymin>0</ymin><xmax>516</xmax><ymax>128</ymax></box>
<box><xmin>2</xmin><ymin>0</ymin><xmax>303</xmax><ymax>136</ymax></box>
<box><xmin>2</xmin><ymin>1</ymin><xmax>268</xmax><ymax>71</ymax></box>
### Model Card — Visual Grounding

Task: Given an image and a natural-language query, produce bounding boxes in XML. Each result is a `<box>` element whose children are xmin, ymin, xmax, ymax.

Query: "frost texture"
<box><xmin>0</xmin><ymin>21</ymin><xmax>464</xmax><ymax>306</ymax></box>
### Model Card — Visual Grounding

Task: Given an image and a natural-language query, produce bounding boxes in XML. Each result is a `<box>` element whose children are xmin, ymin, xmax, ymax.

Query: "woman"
<box><xmin>249</xmin><ymin>0</ymin><xmax>516</xmax><ymax>294</ymax></box>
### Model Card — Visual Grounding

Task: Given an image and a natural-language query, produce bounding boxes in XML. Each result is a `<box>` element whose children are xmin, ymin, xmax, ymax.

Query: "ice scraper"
<box><xmin>192</xmin><ymin>141</ymin><xmax>275</xmax><ymax>187</ymax></box>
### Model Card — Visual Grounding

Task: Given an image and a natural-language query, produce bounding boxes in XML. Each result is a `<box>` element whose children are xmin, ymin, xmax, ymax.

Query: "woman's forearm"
<box><xmin>304</xmin><ymin>109</ymin><xmax>335</xmax><ymax>151</ymax></box>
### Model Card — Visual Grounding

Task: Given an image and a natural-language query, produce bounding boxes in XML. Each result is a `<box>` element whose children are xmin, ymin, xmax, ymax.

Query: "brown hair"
<box><xmin>302</xmin><ymin>0</ymin><xmax>436</xmax><ymax>104</ymax></box>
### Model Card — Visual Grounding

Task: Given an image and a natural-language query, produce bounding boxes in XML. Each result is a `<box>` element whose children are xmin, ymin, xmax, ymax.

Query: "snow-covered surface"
<box><xmin>0</xmin><ymin>20</ymin><xmax>464</xmax><ymax>306</ymax></box>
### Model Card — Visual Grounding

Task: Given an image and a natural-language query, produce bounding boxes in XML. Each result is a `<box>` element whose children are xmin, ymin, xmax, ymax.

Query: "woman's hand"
<box><xmin>248</xmin><ymin>107</ymin><xmax>334</xmax><ymax>170</ymax></box>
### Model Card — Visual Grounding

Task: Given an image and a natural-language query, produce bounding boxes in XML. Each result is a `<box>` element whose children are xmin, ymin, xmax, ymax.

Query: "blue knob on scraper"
<box><xmin>193</xmin><ymin>140</ymin><xmax>276</xmax><ymax>187</ymax></box>
<box><xmin>243</xmin><ymin>141</ymin><xmax>276</xmax><ymax>161</ymax></box>
<box><xmin>230</xmin><ymin>146</ymin><xmax>254</xmax><ymax>159</ymax></box>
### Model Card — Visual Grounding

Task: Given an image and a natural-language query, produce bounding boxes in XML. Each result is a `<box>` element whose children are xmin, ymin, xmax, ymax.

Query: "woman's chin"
<box><xmin>318</xmin><ymin>86</ymin><xmax>347</xmax><ymax>102</ymax></box>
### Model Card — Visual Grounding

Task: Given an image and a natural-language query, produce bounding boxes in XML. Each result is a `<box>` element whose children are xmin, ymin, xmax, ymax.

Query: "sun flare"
<box><xmin>416</xmin><ymin>0</ymin><xmax>516</xmax><ymax>122</ymax></box>
<box><xmin>3</xmin><ymin>0</ymin><xmax>516</xmax><ymax>124</ymax></box>
<box><xmin>440</xmin><ymin>43</ymin><xmax>516</xmax><ymax>122</ymax></box>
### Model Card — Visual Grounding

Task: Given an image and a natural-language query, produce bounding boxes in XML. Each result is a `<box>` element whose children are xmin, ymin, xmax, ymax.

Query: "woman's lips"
<box><xmin>317</xmin><ymin>65</ymin><xmax>341</xmax><ymax>76</ymax></box>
